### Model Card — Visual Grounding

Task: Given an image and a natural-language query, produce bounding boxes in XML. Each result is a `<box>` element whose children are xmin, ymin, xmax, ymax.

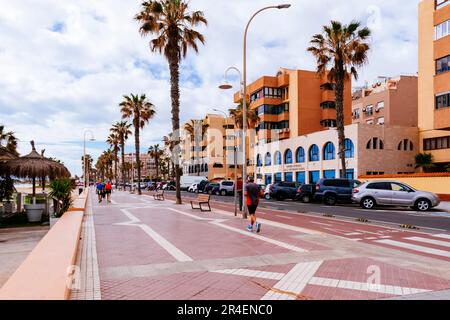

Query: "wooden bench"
<box><xmin>153</xmin><ymin>190</ymin><xmax>165</xmax><ymax>201</ymax></box>
<box><xmin>190</xmin><ymin>194</ymin><xmax>211</xmax><ymax>212</ymax></box>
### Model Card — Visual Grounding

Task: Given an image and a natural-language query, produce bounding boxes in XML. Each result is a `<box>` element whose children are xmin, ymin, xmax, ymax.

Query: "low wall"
<box><xmin>358</xmin><ymin>173</ymin><xmax>450</xmax><ymax>201</ymax></box>
<box><xmin>0</xmin><ymin>190</ymin><xmax>88</xmax><ymax>300</ymax></box>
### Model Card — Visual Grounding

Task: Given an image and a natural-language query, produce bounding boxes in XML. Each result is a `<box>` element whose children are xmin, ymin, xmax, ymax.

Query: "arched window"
<box><xmin>323</xmin><ymin>142</ymin><xmax>335</xmax><ymax>160</ymax></box>
<box><xmin>257</xmin><ymin>154</ymin><xmax>263</xmax><ymax>167</ymax></box>
<box><xmin>284</xmin><ymin>149</ymin><xmax>293</xmax><ymax>164</ymax></box>
<box><xmin>345</xmin><ymin>139</ymin><xmax>354</xmax><ymax>158</ymax></box>
<box><xmin>309</xmin><ymin>145</ymin><xmax>320</xmax><ymax>162</ymax></box>
<box><xmin>265</xmin><ymin>152</ymin><xmax>272</xmax><ymax>166</ymax></box>
<box><xmin>274</xmin><ymin>151</ymin><xmax>282</xmax><ymax>165</ymax></box>
<box><xmin>367</xmin><ymin>138</ymin><xmax>384</xmax><ymax>150</ymax></box>
<box><xmin>398</xmin><ymin>139</ymin><xmax>414</xmax><ymax>151</ymax></box>
<box><xmin>296</xmin><ymin>147</ymin><xmax>305</xmax><ymax>163</ymax></box>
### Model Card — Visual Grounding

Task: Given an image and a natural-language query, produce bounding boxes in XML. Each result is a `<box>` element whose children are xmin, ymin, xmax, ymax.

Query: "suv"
<box><xmin>196</xmin><ymin>180</ymin><xmax>210</xmax><ymax>193</ymax></box>
<box><xmin>295</xmin><ymin>184</ymin><xmax>316</xmax><ymax>203</ymax></box>
<box><xmin>315</xmin><ymin>179</ymin><xmax>361</xmax><ymax>206</ymax></box>
<box><xmin>352</xmin><ymin>180</ymin><xmax>440</xmax><ymax>212</ymax></box>
<box><xmin>204</xmin><ymin>182</ymin><xmax>220</xmax><ymax>195</ymax></box>
<box><xmin>219</xmin><ymin>180</ymin><xmax>235</xmax><ymax>196</ymax></box>
<box><xmin>269</xmin><ymin>182</ymin><xmax>300</xmax><ymax>201</ymax></box>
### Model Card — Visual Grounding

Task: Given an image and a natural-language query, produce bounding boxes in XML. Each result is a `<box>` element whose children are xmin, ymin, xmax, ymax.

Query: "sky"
<box><xmin>0</xmin><ymin>0</ymin><xmax>419</xmax><ymax>176</ymax></box>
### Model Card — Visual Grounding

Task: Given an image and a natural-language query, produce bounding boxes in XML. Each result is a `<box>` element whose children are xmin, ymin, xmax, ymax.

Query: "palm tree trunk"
<box><xmin>135</xmin><ymin>121</ymin><xmax>142</xmax><ymax>195</ymax></box>
<box><xmin>114</xmin><ymin>150</ymin><xmax>118</xmax><ymax>188</ymax></box>
<box><xmin>335</xmin><ymin>65</ymin><xmax>347</xmax><ymax>178</ymax></box>
<box><xmin>121</xmin><ymin>139</ymin><xmax>126</xmax><ymax>190</ymax></box>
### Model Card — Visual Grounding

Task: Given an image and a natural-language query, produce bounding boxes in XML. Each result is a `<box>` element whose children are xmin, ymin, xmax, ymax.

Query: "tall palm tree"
<box><xmin>184</xmin><ymin>120</ymin><xmax>209</xmax><ymax>176</ymax></box>
<box><xmin>111</xmin><ymin>121</ymin><xmax>132</xmax><ymax>189</ymax></box>
<box><xmin>81</xmin><ymin>154</ymin><xmax>93</xmax><ymax>184</ymax></box>
<box><xmin>148</xmin><ymin>144</ymin><xmax>164</xmax><ymax>180</ymax></box>
<box><xmin>308</xmin><ymin>20</ymin><xmax>370</xmax><ymax>178</ymax></box>
<box><xmin>107</xmin><ymin>132</ymin><xmax>121</xmax><ymax>188</ymax></box>
<box><xmin>120</xmin><ymin>94</ymin><xmax>156</xmax><ymax>195</ymax></box>
<box><xmin>136</xmin><ymin>0</ymin><xmax>207</xmax><ymax>204</ymax></box>
<box><xmin>0</xmin><ymin>125</ymin><xmax>19</xmax><ymax>156</ymax></box>
<box><xmin>228</xmin><ymin>100</ymin><xmax>259</xmax><ymax>130</ymax></box>
<box><xmin>163</xmin><ymin>134</ymin><xmax>176</xmax><ymax>179</ymax></box>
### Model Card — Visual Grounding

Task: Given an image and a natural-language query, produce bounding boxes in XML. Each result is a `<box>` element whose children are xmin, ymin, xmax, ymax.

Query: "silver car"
<box><xmin>352</xmin><ymin>180</ymin><xmax>440</xmax><ymax>212</ymax></box>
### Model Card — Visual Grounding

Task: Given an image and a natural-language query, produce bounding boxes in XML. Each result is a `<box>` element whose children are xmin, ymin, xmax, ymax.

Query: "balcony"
<box><xmin>322</xmin><ymin>108</ymin><xmax>337</xmax><ymax>120</ymax></box>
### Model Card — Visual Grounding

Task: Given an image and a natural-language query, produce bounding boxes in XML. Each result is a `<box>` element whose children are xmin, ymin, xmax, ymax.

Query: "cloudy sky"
<box><xmin>0</xmin><ymin>0</ymin><xmax>419</xmax><ymax>176</ymax></box>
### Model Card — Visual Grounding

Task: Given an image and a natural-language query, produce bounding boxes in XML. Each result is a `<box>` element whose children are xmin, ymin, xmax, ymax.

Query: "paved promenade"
<box><xmin>71</xmin><ymin>190</ymin><xmax>450</xmax><ymax>300</ymax></box>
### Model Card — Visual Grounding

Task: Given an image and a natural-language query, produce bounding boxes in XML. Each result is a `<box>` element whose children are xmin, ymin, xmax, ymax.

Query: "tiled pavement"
<box><xmin>71</xmin><ymin>190</ymin><xmax>450</xmax><ymax>300</ymax></box>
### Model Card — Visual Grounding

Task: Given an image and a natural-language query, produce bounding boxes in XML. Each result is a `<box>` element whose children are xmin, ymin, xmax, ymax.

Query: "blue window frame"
<box><xmin>309</xmin><ymin>171</ymin><xmax>320</xmax><ymax>184</ymax></box>
<box><xmin>345</xmin><ymin>139</ymin><xmax>354</xmax><ymax>158</ymax></box>
<box><xmin>285</xmin><ymin>172</ymin><xmax>293</xmax><ymax>182</ymax></box>
<box><xmin>296</xmin><ymin>172</ymin><xmax>306</xmax><ymax>184</ymax></box>
<box><xmin>296</xmin><ymin>147</ymin><xmax>305</xmax><ymax>163</ymax></box>
<box><xmin>265</xmin><ymin>152</ymin><xmax>272</xmax><ymax>166</ymax></box>
<box><xmin>323</xmin><ymin>170</ymin><xmax>336</xmax><ymax>179</ymax></box>
<box><xmin>323</xmin><ymin>142</ymin><xmax>335</xmax><ymax>160</ymax></box>
<box><xmin>275</xmin><ymin>173</ymin><xmax>282</xmax><ymax>182</ymax></box>
<box><xmin>265</xmin><ymin>174</ymin><xmax>272</xmax><ymax>185</ymax></box>
<box><xmin>309</xmin><ymin>145</ymin><xmax>320</xmax><ymax>162</ymax></box>
<box><xmin>345</xmin><ymin>169</ymin><xmax>355</xmax><ymax>180</ymax></box>
<box><xmin>275</xmin><ymin>151</ymin><xmax>282</xmax><ymax>165</ymax></box>
<box><xmin>285</xmin><ymin>149</ymin><xmax>293</xmax><ymax>164</ymax></box>
<box><xmin>257</xmin><ymin>154</ymin><xmax>263</xmax><ymax>167</ymax></box>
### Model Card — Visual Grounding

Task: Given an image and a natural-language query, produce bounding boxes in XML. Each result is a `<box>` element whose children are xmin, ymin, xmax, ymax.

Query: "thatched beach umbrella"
<box><xmin>1</xmin><ymin>141</ymin><xmax>70</xmax><ymax>199</ymax></box>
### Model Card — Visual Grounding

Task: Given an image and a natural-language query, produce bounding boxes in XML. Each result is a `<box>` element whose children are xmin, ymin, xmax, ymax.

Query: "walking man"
<box><xmin>96</xmin><ymin>180</ymin><xmax>105</xmax><ymax>203</ymax></box>
<box><xmin>105</xmin><ymin>181</ymin><xmax>112</xmax><ymax>203</ymax></box>
<box><xmin>245</xmin><ymin>176</ymin><xmax>261</xmax><ymax>233</ymax></box>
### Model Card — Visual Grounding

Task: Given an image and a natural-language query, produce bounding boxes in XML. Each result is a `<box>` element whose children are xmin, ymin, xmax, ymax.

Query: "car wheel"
<box><xmin>264</xmin><ymin>194</ymin><xmax>271</xmax><ymax>200</ymax></box>
<box><xmin>302</xmin><ymin>195</ymin><xmax>311</xmax><ymax>203</ymax></box>
<box><xmin>324</xmin><ymin>195</ymin><xmax>337</xmax><ymax>206</ymax></box>
<box><xmin>361</xmin><ymin>197</ymin><xmax>376</xmax><ymax>210</ymax></box>
<box><xmin>415</xmin><ymin>199</ymin><xmax>431</xmax><ymax>212</ymax></box>
<box><xmin>220</xmin><ymin>190</ymin><xmax>227</xmax><ymax>196</ymax></box>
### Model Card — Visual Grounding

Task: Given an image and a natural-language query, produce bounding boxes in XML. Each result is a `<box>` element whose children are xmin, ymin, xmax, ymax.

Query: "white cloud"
<box><xmin>0</xmin><ymin>0</ymin><xmax>419</xmax><ymax>176</ymax></box>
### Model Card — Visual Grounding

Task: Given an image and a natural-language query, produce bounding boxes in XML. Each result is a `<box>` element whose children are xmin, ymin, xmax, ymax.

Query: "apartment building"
<box><xmin>120</xmin><ymin>153</ymin><xmax>157</xmax><ymax>180</ymax></box>
<box><xmin>352</xmin><ymin>76</ymin><xmax>418</xmax><ymax>127</ymax></box>
<box><xmin>419</xmin><ymin>0</ymin><xmax>450</xmax><ymax>171</ymax></box>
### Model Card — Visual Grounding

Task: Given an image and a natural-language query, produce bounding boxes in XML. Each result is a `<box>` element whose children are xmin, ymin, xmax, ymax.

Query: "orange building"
<box><xmin>234</xmin><ymin>68</ymin><xmax>352</xmax><ymax>144</ymax></box>
<box><xmin>418</xmin><ymin>0</ymin><xmax>450</xmax><ymax>170</ymax></box>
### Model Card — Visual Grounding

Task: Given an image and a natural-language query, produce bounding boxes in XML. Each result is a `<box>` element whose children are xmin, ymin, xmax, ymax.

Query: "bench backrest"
<box><xmin>197</xmin><ymin>194</ymin><xmax>210</xmax><ymax>202</ymax></box>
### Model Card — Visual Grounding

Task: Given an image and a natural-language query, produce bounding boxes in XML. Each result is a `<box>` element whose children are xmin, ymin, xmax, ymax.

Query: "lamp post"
<box><xmin>220</xmin><ymin>4</ymin><xmax>291</xmax><ymax>219</ymax></box>
<box><xmin>83</xmin><ymin>130</ymin><xmax>95</xmax><ymax>189</ymax></box>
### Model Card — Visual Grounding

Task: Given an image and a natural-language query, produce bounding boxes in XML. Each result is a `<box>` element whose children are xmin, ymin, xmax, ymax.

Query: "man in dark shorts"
<box><xmin>245</xmin><ymin>176</ymin><xmax>261</xmax><ymax>233</ymax></box>
<box><xmin>105</xmin><ymin>181</ymin><xmax>112</xmax><ymax>203</ymax></box>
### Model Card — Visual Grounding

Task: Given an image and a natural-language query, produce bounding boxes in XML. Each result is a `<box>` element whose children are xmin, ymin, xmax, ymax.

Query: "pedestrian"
<box><xmin>96</xmin><ymin>180</ymin><xmax>105</xmax><ymax>203</ymax></box>
<box><xmin>105</xmin><ymin>181</ymin><xmax>112</xmax><ymax>203</ymax></box>
<box><xmin>245</xmin><ymin>176</ymin><xmax>261</xmax><ymax>233</ymax></box>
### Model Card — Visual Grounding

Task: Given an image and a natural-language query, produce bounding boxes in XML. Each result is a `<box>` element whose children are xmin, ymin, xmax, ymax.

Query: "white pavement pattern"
<box><xmin>212</xmin><ymin>269</ymin><xmax>285</xmax><ymax>280</ymax></box>
<box><xmin>261</xmin><ymin>261</ymin><xmax>323</xmax><ymax>300</ymax></box>
<box><xmin>71</xmin><ymin>195</ymin><xmax>101</xmax><ymax>300</ymax></box>
<box><xmin>375</xmin><ymin>239</ymin><xmax>450</xmax><ymax>258</ymax></box>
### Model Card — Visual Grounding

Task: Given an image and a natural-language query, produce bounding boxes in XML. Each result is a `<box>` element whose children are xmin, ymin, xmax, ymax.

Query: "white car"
<box><xmin>264</xmin><ymin>184</ymin><xmax>273</xmax><ymax>200</ymax></box>
<box><xmin>188</xmin><ymin>183</ymin><xmax>198</xmax><ymax>193</ymax></box>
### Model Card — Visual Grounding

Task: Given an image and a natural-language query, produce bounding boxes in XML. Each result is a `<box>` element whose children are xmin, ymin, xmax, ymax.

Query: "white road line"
<box><xmin>310</xmin><ymin>222</ymin><xmax>333</xmax><ymax>227</ymax></box>
<box><xmin>261</xmin><ymin>261</ymin><xmax>323</xmax><ymax>300</ymax></box>
<box><xmin>308</xmin><ymin>277</ymin><xmax>430</xmax><ymax>296</ymax></box>
<box><xmin>212</xmin><ymin>269</ymin><xmax>285</xmax><ymax>280</ymax></box>
<box><xmin>276</xmin><ymin>215</ymin><xmax>293</xmax><ymax>220</ymax></box>
<box><xmin>210</xmin><ymin>221</ymin><xmax>308</xmax><ymax>253</ymax></box>
<box><xmin>116</xmin><ymin>209</ymin><xmax>193</xmax><ymax>262</ymax></box>
<box><xmin>344</xmin><ymin>232</ymin><xmax>363</xmax><ymax>236</ymax></box>
<box><xmin>375</xmin><ymin>239</ymin><xmax>450</xmax><ymax>258</ymax></box>
<box><xmin>433</xmin><ymin>234</ymin><xmax>450</xmax><ymax>240</ymax></box>
<box><xmin>355</xmin><ymin>230</ymin><xmax>383</xmax><ymax>236</ymax></box>
<box><xmin>405</xmin><ymin>237</ymin><xmax>450</xmax><ymax>248</ymax></box>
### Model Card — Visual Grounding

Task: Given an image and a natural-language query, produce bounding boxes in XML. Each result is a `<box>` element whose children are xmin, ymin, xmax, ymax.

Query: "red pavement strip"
<box><xmin>89</xmin><ymin>191</ymin><xmax>450</xmax><ymax>300</ymax></box>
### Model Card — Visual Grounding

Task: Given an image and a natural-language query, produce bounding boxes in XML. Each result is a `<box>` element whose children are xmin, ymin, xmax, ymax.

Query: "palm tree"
<box><xmin>308</xmin><ymin>21</ymin><xmax>370</xmax><ymax>178</ymax></box>
<box><xmin>163</xmin><ymin>134</ymin><xmax>176</xmax><ymax>179</ymax></box>
<box><xmin>136</xmin><ymin>0</ymin><xmax>207</xmax><ymax>204</ymax></box>
<box><xmin>184</xmin><ymin>120</ymin><xmax>209</xmax><ymax>176</ymax></box>
<box><xmin>0</xmin><ymin>125</ymin><xmax>19</xmax><ymax>156</ymax></box>
<box><xmin>228</xmin><ymin>100</ymin><xmax>259</xmax><ymax>130</ymax></box>
<box><xmin>107</xmin><ymin>133</ymin><xmax>121</xmax><ymax>188</ymax></box>
<box><xmin>148</xmin><ymin>144</ymin><xmax>164</xmax><ymax>180</ymax></box>
<box><xmin>81</xmin><ymin>154</ymin><xmax>93</xmax><ymax>184</ymax></box>
<box><xmin>111</xmin><ymin>121</ymin><xmax>132</xmax><ymax>189</ymax></box>
<box><xmin>120</xmin><ymin>94</ymin><xmax>156</xmax><ymax>195</ymax></box>
<box><xmin>415</xmin><ymin>153</ymin><xmax>435</xmax><ymax>173</ymax></box>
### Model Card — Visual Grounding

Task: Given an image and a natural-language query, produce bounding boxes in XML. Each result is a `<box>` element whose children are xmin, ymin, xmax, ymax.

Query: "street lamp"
<box><xmin>220</xmin><ymin>4</ymin><xmax>291</xmax><ymax>218</ymax></box>
<box><xmin>83</xmin><ymin>130</ymin><xmax>95</xmax><ymax>189</ymax></box>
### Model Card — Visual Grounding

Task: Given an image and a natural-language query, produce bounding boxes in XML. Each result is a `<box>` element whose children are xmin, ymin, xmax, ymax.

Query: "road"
<box><xmin>162</xmin><ymin>191</ymin><xmax>450</xmax><ymax>232</ymax></box>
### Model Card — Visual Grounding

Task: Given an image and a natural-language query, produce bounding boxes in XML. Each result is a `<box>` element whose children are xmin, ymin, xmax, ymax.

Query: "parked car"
<box><xmin>258</xmin><ymin>184</ymin><xmax>266</xmax><ymax>198</ymax></box>
<box><xmin>204</xmin><ymin>182</ymin><xmax>220</xmax><ymax>195</ymax></box>
<box><xmin>196</xmin><ymin>180</ymin><xmax>210</xmax><ymax>193</ymax></box>
<box><xmin>269</xmin><ymin>182</ymin><xmax>300</xmax><ymax>201</ymax></box>
<box><xmin>165</xmin><ymin>181</ymin><xmax>176</xmax><ymax>191</ymax></box>
<box><xmin>264</xmin><ymin>184</ymin><xmax>273</xmax><ymax>200</ymax></box>
<box><xmin>352</xmin><ymin>180</ymin><xmax>440</xmax><ymax>212</ymax></box>
<box><xmin>295</xmin><ymin>184</ymin><xmax>316</xmax><ymax>203</ymax></box>
<box><xmin>180</xmin><ymin>176</ymin><xmax>208</xmax><ymax>190</ymax></box>
<box><xmin>188</xmin><ymin>183</ymin><xmax>198</xmax><ymax>193</ymax></box>
<box><xmin>315</xmin><ymin>179</ymin><xmax>361</xmax><ymax>206</ymax></box>
<box><xmin>219</xmin><ymin>180</ymin><xmax>235</xmax><ymax>196</ymax></box>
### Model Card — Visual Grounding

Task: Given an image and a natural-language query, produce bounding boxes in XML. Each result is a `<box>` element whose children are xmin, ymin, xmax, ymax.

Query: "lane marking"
<box><xmin>212</xmin><ymin>269</ymin><xmax>285</xmax><ymax>280</ymax></box>
<box><xmin>344</xmin><ymin>232</ymin><xmax>363</xmax><ymax>236</ymax></box>
<box><xmin>276</xmin><ymin>215</ymin><xmax>293</xmax><ymax>220</ymax></box>
<box><xmin>374</xmin><ymin>239</ymin><xmax>450</xmax><ymax>258</ymax></box>
<box><xmin>433</xmin><ymin>234</ymin><xmax>450</xmax><ymax>240</ymax></box>
<box><xmin>405</xmin><ymin>237</ymin><xmax>450</xmax><ymax>248</ymax></box>
<box><xmin>310</xmin><ymin>222</ymin><xmax>333</xmax><ymax>227</ymax></box>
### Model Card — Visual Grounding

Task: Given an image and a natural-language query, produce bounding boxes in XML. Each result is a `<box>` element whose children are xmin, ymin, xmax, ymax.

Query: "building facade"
<box><xmin>121</xmin><ymin>153</ymin><xmax>157</xmax><ymax>181</ymax></box>
<box><xmin>419</xmin><ymin>0</ymin><xmax>450</xmax><ymax>171</ymax></box>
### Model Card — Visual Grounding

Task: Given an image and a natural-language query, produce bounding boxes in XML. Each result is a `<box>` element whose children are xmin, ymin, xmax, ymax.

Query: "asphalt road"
<box><xmin>164</xmin><ymin>191</ymin><xmax>450</xmax><ymax>232</ymax></box>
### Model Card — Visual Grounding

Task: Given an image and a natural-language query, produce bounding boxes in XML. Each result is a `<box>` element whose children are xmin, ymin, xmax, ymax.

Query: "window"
<box><xmin>366</xmin><ymin>138</ymin><xmax>384</xmax><ymax>150</ymax></box>
<box><xmin>436</xmin><ymin>0</ymin><xmax>450</xmax><ymax>10</ymax></box>
<box><xmin>323</xmin><ymin>142</ymin><xmax>336</xmax><ymax>160</ymax></box>
<box><xmin>296</xmin><ymin>147</ymin><xmax>305</xmax><ymax>163</ymax></box>
<box><xmin>345</xmin><ymin>139</ymin><xmax>355</xmax><ymax>158</ymax></box>
<box><xmin>309</xmin><ymin>145</ymin><xmax>320</xmax><ymax>162</ymax></box>
<box><xmin>398</xmin><ymin>139</ymin><xmax>414</xmax><ymax>151</ymax></box>
<box><xmin>324</xmin><ymin>179</ymin><xmax>349</xmax><ymax>187</ymax></box>
<box><xmin>367</xmin><ymin>182</ymin><xmax>391</xmax><ymax>190</ymax></box>
<box><xmin>274</xmin><ymin>151</ymin><xmax>282</xmax><ymax>165</ymax></box>
<box><xmin>352</xmin><ymin>109</ymin><xmax>360</xmax><ymax>120</ymax></box>
<box><xmin>321</xmin><ymin>119</ymin><xmax>337</xmax><ymax>128</ymax></box>
<box><xmin>435</xmin><ymin>20</ymin><xmax>450</xmax><ymax>40</ymax></box>
<box><xmin>265</xmin><ymin>152</ymin><xmax>272</xmax><ymax>166</ymax></box>
<box><xmin>257</xmin><ymin>104</ymin><xmax>289</xmax><ymax>115</ymax></box>
<box><xmin>320</xmin><ymin>101</ymin><xmax>336</xmax><ymax>109</ymax></box>
<box><xmin>376</xmin><ymin>101</ymin><xmax>385</xmax><ymax>112</ymax></box>
<box><xmin>275</xmin><ymin>173</ymin><xmax>282</xmax><ymax>182</ymax></box>
<box><xmin>257</xmin><ymin>154</ymin><xmax>263</xmax><ymax>167</ymax></box>
<box><xmin>377</xmin><ymin>117</ymin><xmax>385</xmax><ymax>125</ymax></box>
<box><xmin>296</xmin><ymin>172</ymin><xmax>306</xmax><ymax>184</ymax></box>
<box><xmin>366</xmin><ymin>120</ymin><xmax>374</xmax><ymax>125</ymax></box>
<box><xmin>323</xmin><ymin>170</ymin><xmax>336</xmax><ymax>179</ymax></box>
<box><xmin>436</xmin><ymin>55</ymin><xmax>450</xmax><ymax>74</ymax></box>
<box><xmin>265</xmin><ymin>174</ymin><xmax>272</xmax><ymax>185</ymax></box>
<box><xmin>345</xmin><ymin>169</ymin><xmax>355</xmax><ymax>180</ymax></box>
<box><xmin>365</xmin><ymin>105</ymin><xmax>373</xmax><ymax>116</ymax></box>
<box><xmin>436</xmin><ymin>92</ymin><xmax>450</xmax><ymax>109</ymax></box>
<box><xmin>284</xmin><ymin>149</ymin><xmax>293</xmax><ymax>164</ymax></box>
<box><xmin>391</xmin><ymin>183</ymin><xmax>412</xmax><ymax>192</ymax></box>
<box><xmin>285</xmin><ymin>172</ymin><xmax>293</xmax><ymax>182</ymax></box>
<box><xmin>309</xmin><ymin>171</ymin><xmax>320</xmax><ymax>184</ymax></box>
<box><xmin>424</xmin><ymin>136</ymin><xmax>450</xmax><ymax>151</ymax></box>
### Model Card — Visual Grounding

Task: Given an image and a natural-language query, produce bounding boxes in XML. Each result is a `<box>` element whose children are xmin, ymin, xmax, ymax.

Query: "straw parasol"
<box><xmin>1</xmin><ymin>141</ymin><xmax>70</xmax><ymax>198</ymax></box>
